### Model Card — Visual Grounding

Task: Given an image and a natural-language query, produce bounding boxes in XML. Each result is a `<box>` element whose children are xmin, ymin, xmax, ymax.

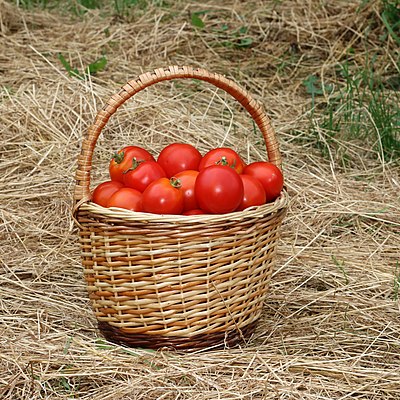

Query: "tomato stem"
<box><xmin>170</xmin><ymin>177</ymin><xmax>182</xmax><ymax>188</ymax></box>
<box><xmin>124</xmin><ymin>158</ymin><xmax>144</xmax><ymax>173</ymax></box>
<box><xmin>112</xmin><ymin>151</ymin><xmax>125</xmax><ymax>164</ymax></box>
<box><xmin>216</xmin><ymin>156</ymin><xmax>229</xmax><ymax>166</ymax></box>
<box><xmin>215</xmin><ymin>156</ymin><xmax>236</xmax><ymax>169</ymax></box>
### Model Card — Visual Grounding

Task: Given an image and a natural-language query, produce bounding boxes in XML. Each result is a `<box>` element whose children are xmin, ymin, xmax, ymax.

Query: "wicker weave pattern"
<box><xmin>74</xmin><ymin>66</ymin><xmax>288</xmax><ymax>349</ymax></box>
<box><xmin>79</xmin><ymin>201</ymin><xmax>286</xmax><ymax>337</ymax></box>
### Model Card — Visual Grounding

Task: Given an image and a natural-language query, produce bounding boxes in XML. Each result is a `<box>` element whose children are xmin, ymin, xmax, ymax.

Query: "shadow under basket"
<box><xmin>73</xmin><ymin>66</ymin><xmax>289</xmax><ymax>351</ymax></box>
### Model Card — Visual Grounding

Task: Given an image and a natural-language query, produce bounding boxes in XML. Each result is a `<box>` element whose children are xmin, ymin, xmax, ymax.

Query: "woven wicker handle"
<box><xmin>74</xmin><ymin>65</ymin><xmax>281</xmax><ymax>203</ymax></box>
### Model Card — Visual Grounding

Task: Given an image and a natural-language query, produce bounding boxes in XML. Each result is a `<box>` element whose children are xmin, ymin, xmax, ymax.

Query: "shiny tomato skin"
<box><xmin>195</xmin><ymin>165</ymin><xmax>244</xmax><ymax>214</ymax></box>
<box><xmin>174</xmin><ymin>170</ymin><xmax>199</xmax><ymax>212</ymax></box>
<box><xmin>237</xmin><ymin>174</ymin><xmax>267</xmax><ymax>211</ymax></box>
<box><xmin>182</xmin><ymin>209</ymin><xmax>206</xmax><ymax>215</ymax></box>
<box><xmin>157</xmin><ymin>143</ymin><xmax>202</xmax><ymax>178</ymax></box>
<box><xmin>106</xmin><ymin>188</ymin><xmax>143</xmax><ymax>211</ymax></box>
<box><xmin>142</xmin><ymin>177</ymin><xmax>184</xmax><ymax>215</ymax></box>
<box><xmin>109</xmin><ymin>146</ymin><xmax>155</xmax><ymax>182</ymax></box>
<box><xmin>198</xmin><ymin>147</ymin><xmax>246</xmax><ymax>174</ymax></box>
<box><xmin>243</xmin><ymin>162</ymin><xmax>284</xmax><ymax>203</ymax></box>
<box><xmin>92</xmin><ymin>181</ymin><xmax>124</xmax><ymax>207</ymax></box>
<box><xmin>122</xmin><ymin>161</ymin><xmax>166</xmax><ymax>192</ymax></box>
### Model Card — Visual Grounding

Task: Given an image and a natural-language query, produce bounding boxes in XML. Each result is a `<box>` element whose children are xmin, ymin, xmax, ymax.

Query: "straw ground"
<box><xmin>1</xmin><ymin>0</ymin><xmax>399</xmax><ymax>398</ymax></box>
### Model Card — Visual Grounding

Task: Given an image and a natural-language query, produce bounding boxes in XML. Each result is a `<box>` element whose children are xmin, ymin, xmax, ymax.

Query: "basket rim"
<box><xmin>77</xmin><ymin>188</ymin><xmax>288</xmax><ymax>224</ymax></box>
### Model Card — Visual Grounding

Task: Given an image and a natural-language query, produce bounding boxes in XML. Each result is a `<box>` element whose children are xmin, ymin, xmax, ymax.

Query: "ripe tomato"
<box><xmin>106</xmin><ymin>187</ymin><xmax>143</xmax><ymax>211</ymax></box>
<box><xmin>198</xmin><ymin>147</ymin><xmax>246</xmax><ymax>174</ymax></box>
<box><xmin>174</xmin><ymin>170</ymin><xmax>199</xmax><ymax>212</ymax></box>
<box><xmin>142</xmin><ymin>177</ymin><xmax>184</xmax><ymax>215</ymax></box>
<box><xmin>182</xmin><ymin>209</ymin><xmax>206</xmax><ymax>215</ymax></box>
<box><xmin>195</xmin><ymin>165</ymin><xmax>244</xmax><ymax>214</ymax></box>
<box><xmin>237</xmin><ymin>174</ymin><xmax>266</xmax><ymax>211</ymax></box>
<box><xmin>122</xmin><ymin>160</ymin><xmax>166</xmax><ymax>192</ymax></box>
<box><xmin>92</xmin><ymin>181</ymin><xmax>124</xmax><ymax>207</ymax></box>
<box><xmin>157</xmin><ymin>143</ymin><xmax>202</xmax><ymax>177</ymax></box>
<box><xmin>243</xmin><ymin>162</ymin><xmax>284</xmax><ymax>203</ymax></box>
<box><xmin>109</xmin><ymin>146</ymin><xmax>155</xmax><ymax>182</ymax></box>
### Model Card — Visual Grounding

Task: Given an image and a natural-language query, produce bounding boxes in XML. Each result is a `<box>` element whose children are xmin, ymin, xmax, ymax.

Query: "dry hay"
<box><xmin>1</xmin><ymin>0</ymin><xmax>399</xmax><ymax>398</ymax></box>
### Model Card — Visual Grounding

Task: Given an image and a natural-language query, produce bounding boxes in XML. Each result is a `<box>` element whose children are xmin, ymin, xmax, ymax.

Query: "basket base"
<box><xmin>98</xmin><ymin>320</ymin><xmax>258</xmax><ymax>351</ymax></box>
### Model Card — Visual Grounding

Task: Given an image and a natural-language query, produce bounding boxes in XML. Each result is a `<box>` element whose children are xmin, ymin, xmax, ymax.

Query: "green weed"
<box><xmin>58</xmin><ymin>53</ymin><xmax>107</xmax><ymax>79</ymax></box>
<box><xmin>1</xmin><ymin>86</ymin><xmax>14</xmax><ymax>98</ymax></box>
<box><xmin>13</xmin><ymin>0</ymin><xmax>51</xmax><ymax>8</ymax></box>
<box><xmin>13</xmin><ymin>0</ymin><xmax>167</xmax><ymax>17</ymax></box>
<box><xmin>303</xmin><ymin>74</ymin><xmax>334</xmax><ymax>111</ymax></box>
<box><xmin>303</xmin><ymin>57</ymin><xmax>400</xmax><ymax>165</ymax></box>
<box><xmin>59</xmin><ymin>376</ymin><xmax>73</xmax><ymax>396</ymax></box>
<box><xmin>381</xmin><ymin>0</ymin><xmax>400</xmax><ymax>45</ymax></box>
<box><xmin>189</xmin><ymin>11</ymin><xmax>254</xmax><ymax>49</ymax></box>
<box><xmin>63</xmin><ymin>335</ymin><xmax>73</xmax><ymax>354</ymax></box>
<box><xmin>332</xmin><ymin>255</ymin><xmax>349</xmax><ymax>285</ymax></box>
<box><xmin>215</xmin><ymin>25</ymin><xmax>254</xmax><ymax>49</ymax></box>
<box><xmin>14</xmin><ymin>0</ymin><xmax>103</xmax><ymax>14</ymax></box>
<box><xmin>190</xmin><ymin>11</ymin><xmax>206</xmax><ymax>29</ymax></box>
<box><xmin>94</xmin><ymin>338</ymin><xmax>116</xmax><ymax>350</ymax></box>
<box><xmin>299</xmin><ymin>0</ymin><xmax>400</xmax><ymax>165</ymax></box>
<box><xmin>114</xmin><ymin>0</ymin><xmax>149</xmax><ymax>17</ymax></box>
<box><xmin>276</xmin><ymin>44</ymin><xmax>301</xmax><ymax>75</ymax></box>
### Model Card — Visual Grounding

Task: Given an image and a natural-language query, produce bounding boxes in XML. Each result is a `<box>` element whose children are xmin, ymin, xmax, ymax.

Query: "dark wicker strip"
<box><xmin>98</xmin><ymin>320</ymin><xmax>258</xmax><ymax>351</ymax></box>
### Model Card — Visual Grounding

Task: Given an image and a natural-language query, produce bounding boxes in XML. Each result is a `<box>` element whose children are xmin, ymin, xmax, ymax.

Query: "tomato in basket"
<box><xmin>109</xmin><ymin>146</ymin><xmax>155</xmax><ymax>182</ymax></box>
<box><xmin>157</xmin><ymin>143</ymin><xmax>202</xmax><ymax>177</ymax></box>
<box><xmin>107</xmin><ymin>187</ymin><xmax>143</xmax><ymax>211</ymax></box>
<box><xmin>243</xmin><ymin>162</ymin><xmax>284</xmax><ymax>203</ymax></box>
<box><xmin>142</xmin><ymin>177</ymin><xmax>184</xmax><ymax>215</ymax></box>
<box><xmin>195</xmin><ymin>165</ymin><xmax>244</xmax><ymax>214</ymax></box>
<box><xmin>199</xmin><ymin>147</ymin><xmax>246</xmax><ymax>174</ymax></box>
<box><xmin>92</xmin><ymin>180</ymin><xmax>124</xmax><ymax>207</ymax></box>
<box><xmin>123</xmin><ymin>160</ymin><xmax>166</xmax><ymax>192</ymax></box>
<box><xmin>237</xmin><ymin>174</ymin><xmax>266</xmax><ymax>211</ymax></box>
<box><xmin>182</xmin><ymin>209</ymin><xmax>206</xmax><ymax>215</ymax></box>
<box><xmin>97</xmin><ymin>143</ymin><xmax>281</xmax><ymax>214</ymax></box>
<box><xmin>174</xmin><ymin>170</ymin><xmax>199</xmax><ymax>212</ymax></box>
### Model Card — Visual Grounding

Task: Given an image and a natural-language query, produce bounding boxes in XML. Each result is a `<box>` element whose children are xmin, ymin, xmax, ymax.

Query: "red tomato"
<box><xmin>142</xmin><ymin>177</ymin><xmax>184</xmax><ymax>215</ymax></box>
<box><xmin>123</xmin><ymin>160</ymin><xmax>166</xmax><ymax>192</ymax></box>
<box><xmin>109</xmin><ymin>146</ymin><xmax>155</xmax><ymax>182</ymax></box>
<box><xmin>157</xmin><ymin>143</ymin><xmax>202</xmax><ymax>177</ymax></box>
<box><xmin>107</xmin><ymin>188</ymin><xmax>143</xmax><ymax>211</ymax></box>
<box><xmin>195</xmin><ymin>165</ymin><xmax>244</xmax><ymax>214</ymax></box>
<box><xmin>198</xmin><ymin>147</ymin><xmax>246</xmax><ymax>174</ymax></box>
<box><xmin>237</xmin><ymin>174</ymin><xmax>267</xmax><ymax>211</ymax></box>
<box><xmin>182</xmin><ymin>209</ymin><xmax>206</xmax><ymax>215</ymax></box>
<box><xmin>243</xmin><ymin>162</ymin><xmax>284</xmax><ymax>203</ymax></box>
<box><xmin>174</xmin><ymin>170</ymin><xmax>199</xmax><ymax>212</ymax></box>
<box><xmin>92</xmin><ymin>181</ymin><xmax>124</xmax><ymax>207</ymax></box>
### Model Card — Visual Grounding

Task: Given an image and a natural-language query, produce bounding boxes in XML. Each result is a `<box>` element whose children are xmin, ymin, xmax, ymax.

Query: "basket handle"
<box><xmin>74</xmin><ymin>65</ymin><xmax>282</xmax><ymax>204</ymax></box>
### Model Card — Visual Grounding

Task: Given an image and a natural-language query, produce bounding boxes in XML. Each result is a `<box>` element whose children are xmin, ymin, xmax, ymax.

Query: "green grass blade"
<box><xmin>191</xmin><ymin>13</ymin><xmax>205</xmax><ymax>29</ymax></box>
<box><xmin>87</xmin><ymin>55</ymin><xmax>107</xmax><ymax>75</ymax></box>
<box><xmin>57</xmin><ymin>53</ymin><xmax>83</xmax><ymax>79</ymax></box>
<box><xmin>382</xmin><ymin>10</ymin><xmax>400</xmax><ymax>46</ymax></box>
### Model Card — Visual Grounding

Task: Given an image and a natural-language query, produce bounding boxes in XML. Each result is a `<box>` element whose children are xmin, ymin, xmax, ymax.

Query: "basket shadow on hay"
<box><xmin>73</xmin><ymin>66</ymin><xmax>289</xmax><ymax>350</ymax></box>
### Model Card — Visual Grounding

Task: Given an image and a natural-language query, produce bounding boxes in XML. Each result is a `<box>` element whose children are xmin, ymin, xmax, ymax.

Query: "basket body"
<box><xmin>77</xmin><ymin>198</ymin><xmax>287</xmax><ymax>350</ymax></box>
<box><xmin>73</xmin><ymin>66</ymin><xmax>288</xmax><ymax>350</ymax></box>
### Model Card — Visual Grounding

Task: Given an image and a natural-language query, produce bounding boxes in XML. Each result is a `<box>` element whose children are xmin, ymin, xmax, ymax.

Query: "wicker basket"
<box><xmin>73</xmin><ymin>65</ymin><xmax>288</xmax><ymax>351</ymax></box>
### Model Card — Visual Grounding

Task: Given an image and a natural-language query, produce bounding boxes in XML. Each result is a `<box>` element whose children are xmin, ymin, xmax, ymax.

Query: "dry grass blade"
<box><xmin>1</xmin><ymin>0</ymin><xmax>399</xmax><ymax>398</ymax></box>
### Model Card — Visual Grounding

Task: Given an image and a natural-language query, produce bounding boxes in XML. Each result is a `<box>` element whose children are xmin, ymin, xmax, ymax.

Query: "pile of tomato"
<box><xmin>91</xmin><ymin>143</ymin><xmax>284</xmax><ymax>215</ymax></box>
